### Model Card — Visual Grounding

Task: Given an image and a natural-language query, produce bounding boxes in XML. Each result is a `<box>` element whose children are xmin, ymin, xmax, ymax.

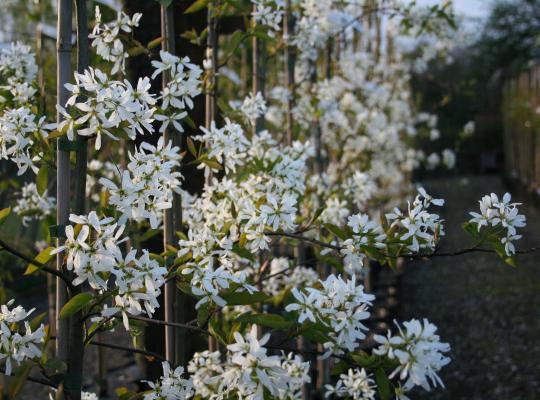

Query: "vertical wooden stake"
<box><xmin>160</xmin><ymin>1</ymin><xmax>185</xmax><ymax>366</ymax></box>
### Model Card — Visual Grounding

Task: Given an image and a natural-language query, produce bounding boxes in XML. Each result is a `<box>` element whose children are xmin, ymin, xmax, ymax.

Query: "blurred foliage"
<box><xmin>478</xmin><ymin>0</ymin><xmax>540</xmax><ymax>77</ymax></box>
<box><xmin>412</xmin><ymin>0</ymin><xmax>540</xmax><ymax>174</ymax></box>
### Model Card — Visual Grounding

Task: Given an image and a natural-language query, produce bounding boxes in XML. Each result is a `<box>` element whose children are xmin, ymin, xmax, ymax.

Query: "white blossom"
<box><xmin>374</xmin><ymin>319</ymin><xmax>451</xmax><ymax>393</ymax></box>
<box><xmin>13</xmin><ymin>182</ymin><xmax>55</xmax><ymax>226</ymax></box>
<box><xmin>89</xmin><ymin>6</ymin><xmax>142</xmax><ymax>74</ymax></box>
<box><xmin>285</xmin><ymin>275</ymin><xmax>374</xmax><ymax>356</ymax></box>
<box><xmin>469</xmin><ymin>192</ymin><xmax>526</xmax><ymax>256</ymax></box>
<box><xmin>144</xmin><ymin>362</ymin><xmax>194</xmax><ymax>400</ymax></box>
<box><xmin>0</xmin><ymin>300</ymin><xmax>45</xmax><ymax>376</ymax></box>
<box><xmin>325</xmin><ymin>368</ymin><xmax>376</xmax><ymax>400</ymax></box>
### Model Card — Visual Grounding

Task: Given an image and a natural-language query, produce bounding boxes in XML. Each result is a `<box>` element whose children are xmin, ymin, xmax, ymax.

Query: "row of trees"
<box><xmin>0</xmin><ymin>0</ymin><xmax>530</xmax><ymax>399</ymax></box>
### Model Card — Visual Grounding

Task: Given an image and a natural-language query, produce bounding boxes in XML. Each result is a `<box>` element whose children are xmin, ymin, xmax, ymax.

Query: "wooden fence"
<box><xmin>502</xmin><ymin>66</ymin><xmax>540</xmax><ymax>194</ymax></box>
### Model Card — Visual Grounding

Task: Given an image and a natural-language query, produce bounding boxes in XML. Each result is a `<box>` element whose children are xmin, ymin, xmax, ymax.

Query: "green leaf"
<box><xmin>186</xmin><ymin>137</ymin><xmax>198</xmax><ymax>157</ymax></box>
<box><xmin>197</xmin><ymin>303</ymin><xmax>210</xmax><ymax>327</ymax></box>
<box><xmin>236</xmin><ymin>313</ymin><xmax>295</xmax><ymax>329</ymax></box>
<box><xmin>36</xmin><ymin>165</ymin><xmax>48</xmax><ymax>195</ymax></box>
<box><xmin>307</xmin><ymin>206</ymin><xmax>325</xmax><ymax>227</ymax></box>
<box><xmin>375</xmin><ymin>367</ymin><xmax>392</xmax><ymax>400</ymax></box>
<box><xmin>29</xmin><ymin>312</ymin><xmax>46</xmax><ymax>331</ymax></box>
<box><xmin>184</xmin><ymin>116</ymin><xmax>197</xmax><ymax>130</ymax></box>
<box><xmin>25</xmin><ymin>246</ymin><xmax>55</xmax><ymax>275</ymax></box>
<box><xmin>127</xmin><ymin>45</ymin><xmax>147</xmax><ymax>57</ymax></box>
<box><xmin>116</xmin><ymin>387</ymin><xmax>140</xmax><ymax>400</ymax></box>
<box><xmin>222</xmin><ymin>291</ymin><xmax>270</xmax><ymax>306</ymax></box>
<box><xmin>43</xmin><ymin>357</ymin><xmax>68</xmax><ymax>378</ymax></box>
<box><xmin>331</xmin><ymin>360</ymin><xmax>349</xmax><ymax>376</ymax></box>
<box><xmin>231</xmin><ymin>244</ymin><xmax>255</xmax><ymax>261</ymax></box>
<box><xmin>298</xmin><ymin>323</ymin><xmax>330</xmax><ymax>343</ymax></box>
<box><xmin>228</xmin><ymin>30</ymin><xmax>245</xmax><ymax>51</ymax></box>
<box><xmin>185</xmin><ymin>0</ymin><xmax>211</xmax><ymax>14</ymax></box>
<box><xmin>9</xmin><ymin>363</ymin><xmax>32</xmax><ymax>398</ymax></box>
<box><xmin>209</xmin><ymin>320</ymin><xmax>229</xmax><ymax>346</ymax></box>
<box><xmin>491</xmin><ymin>240</ymin><xmax>518</xmax><ymax>267</ymax></box>
<box><xmin>59</xmin><ymin>292</ymin><xmax>93</xmax><ymax>319</ymax></box>
<box><xmin>202</xmin><ymin>158</ymin><xmax>223</xmax><ymax>170</ymax></box>
<box><xmin>350</xmin><ymin>352</ymin><xmax>380</xmax><ymax>368</ymax></box>
<box><xmin>147</xmin><ymin>36</ymin><xmax>163</xmax><ymax>49</ymax></box>
<box><xmin>0</xmin><ymin>207</ymin><xmax>11</xmax><ymax>225</ymax></box>
<box><xmin>462</xmin><ymin>221</ymin><xmax>479</xmax><ymax>237</ymax></box>
<box><xmin>48</xmin><ymin>129</ymin><xmax>66</xmax><ymax>139</ymax></box>
<box><xmin>217</xmin><ymin>98</ymin><xmax>231</xmax><ymax>113</ymax></box>
<box><xmin>140</xmin><ymin>229</ymin><xmax>161</xmax><ymax>242</ymax></box>
<box><xmin>316</xmin><ymin>253</ymin><xmax>343</xmax><ymax>272</ymax></box>
<box><xmin>324</xmin><ymin>223</ymin><xmax>348</xmax><ymax>240</ymax></box>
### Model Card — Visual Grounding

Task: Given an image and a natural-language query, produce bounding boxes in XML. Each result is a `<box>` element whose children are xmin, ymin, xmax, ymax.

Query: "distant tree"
<box><xmin>478</xmin><ymin>0</ymin><xmax>540</xmax><ymax>77</ymax></box>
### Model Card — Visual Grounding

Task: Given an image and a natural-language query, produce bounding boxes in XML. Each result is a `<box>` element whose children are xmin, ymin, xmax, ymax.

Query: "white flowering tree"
<box><xmin>0</xmin><ymin>1</ymin><xmax>534</xmax><ymax>400</ymax></box>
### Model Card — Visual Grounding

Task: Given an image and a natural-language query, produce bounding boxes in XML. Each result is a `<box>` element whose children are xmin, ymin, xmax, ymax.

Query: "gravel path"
<box><xmin>399</xmin><ymin>175</ymin><xmax>540</xmax><ymax>400</ymax></box>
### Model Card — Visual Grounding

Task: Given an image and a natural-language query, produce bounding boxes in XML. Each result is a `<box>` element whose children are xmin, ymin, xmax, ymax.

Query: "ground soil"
<box><xmin>399</xmin><ymin>175</ymin><xmax>540</xmax><ymax>400</ymax></box>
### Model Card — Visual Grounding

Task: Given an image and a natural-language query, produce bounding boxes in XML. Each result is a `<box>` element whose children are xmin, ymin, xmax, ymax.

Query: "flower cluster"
<box><xmin>469</xmin><ymin>192</ymin><xmax>526</xmax><ymax>256</ymax></box>
<box><xmin>0</xmin><ymin>300</ymin><xmax>45</xmax><ymax>376</ymax></box>
<box><xmin>293</xmin><ymin>0</ymin><xmax>360</xmax><ymax>63</ymax></box>
<box><xmin>90</xmin><ymin>6</ymin><xmax>142</xmax><ymax>74</ymax></box>
<box><xmin>144</xmin><ymin>362</ymin><xmax>194</xmax><ymax>400</ymax></box>
<box><xmin>185</xmin><ymin>326</ymin><xmax>310</xmax><ymax>400</ymax></box>
<box><xmin>52</xmin><ymin>212</ymin><xmax>167</xmax><ymax>328</ymax></box>
<box><xmin>386</xmin><ymin>188</ymin><xmax>445</xmax><ymax>253</ymax></box>
<box><xmin>152</xmin><ymin>50</ymin><xmax>203</xmax><ymax>131</ymax></box>
<box><xmin>0</xmin><ymin>42</ymin><xmax>37</xmax><ymax>89</ymax></box>
<box><xmin>59</xmin><ymin>67</ymin><xmax>156</xmax><ymax>149</ymax></box>
<box><xmin>59</xmin><ymin>50</ymin><xmax>201</xmax><ymax>151</ymax></box>
<box><xmin>325</xmin><ymin>368</ymin><xmax>376</xmax><ymax>400</ymax></box>
<box><xmin>374</xmin><ymin>318</ymin><xmax>451</xmax><ymax>394</ymax></box>
<box><xmin>197</xmin><ymin>119</ymin><xmax>251</xmax><ymax>175</ymax></box>
<box><xmin>240</xmin><ymin>91</ymin><xmax>267</xmax><ymax>126</ymax></box>
<box><xmin>0</xmin><ymin>106</ymin><xmax>51</xmax><ymax>175</ymax></box>
<box><xmin>178</xmin><ymin>123</ymin><xmax>312</xmax><ymax>308</ymax></box>
<box><xmin>81</xmin><ymin>392</ymin><xmax>99</xmax><ymax>400</ymax></box>
<box><xmin>187</xmin><ymin>350</ymin><xmax>224</xmax><ymax>398</ymax></box>
<box><xmin>265</xmin><ymin>257</ymin><xmax>319</xmax><ymax>296</ymax></box>
<box><xmin>286</xmin><ymin>274</ymin><xmax>374</xmax><ymax>356</ymax></box>
<box><xmin>343</xmin><ymin>172</ymin><xmax>378</xmax><ymax>210</ymax></box>
<box><xmin>100</xmin><ymin>137</ymin><xmax>182</xmax><ymax>228</ymax></box>
<box><xmin>179</xmin><ymin>229</ymin><xmax>257</xmax><ymax>309</ymax></box>
<box><xmin>13</xmin><ymin>182</ymin><xmax>55</xmax><ymax>226</ymax></box>
<box><xmin>49</xmin><ymin>390</ymin><xmax>99</xmax><ymax>400</ymax></box>
<box><xmin>320</xmin><ymin>196</ymin><xmax>350</xmax><ymax>226</ymax></box>
<box><xmin>340</xmin><ymin>213</ymin><xmax>386</xmax><ymax>275</ymax></box>
<box><xmin>252</xmin><ymin>0</ymin><xmax>284</xmax><ymax>33</ymax></box>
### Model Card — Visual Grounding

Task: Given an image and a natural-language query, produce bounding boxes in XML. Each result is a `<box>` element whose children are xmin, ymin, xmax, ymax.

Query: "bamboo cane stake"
<box><xmin>160</xmin><ymin>1</ymin><xmax>187</xmax><ymax>367</ymax></box>
<box><xmin>56</xmin><ymin>0</ymin><xmax>83</xmax><ymax>398</ymax></box>
<box><xmin>204</xmin><ymin>0</ymin><xmax>219</xmax><ymax>353</ymax></box>
<box><xmin>252</xmin><ymin>4</ymin><xmax>266</xmax><ymax>134</ymax></box>
<box><xmin>283</xmin><ymin>0</ymin><xmax>294</xmax><ymax>146</ymax></box>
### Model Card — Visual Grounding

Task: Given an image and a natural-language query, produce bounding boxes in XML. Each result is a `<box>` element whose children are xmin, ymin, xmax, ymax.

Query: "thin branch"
<box><xmin>129</xmin><ymin>315</ymin><xmax>210</xmax><ymax>336</ymax></box>
<box><xmin>406</xmin><ymin>246</ymin><xmax>540</xmax><ymax>259</ymax></box>
<box><xmin>266</xmin><ymin>231</ymin><xmax>540</xmax><ymax>260</ymax></box>
<box><xmin>83</xmin><ymin>316</ymin><xmax>114</xmax><ymax>345</ymax></box>
<box><xmin>0</xmin><ymin>367</ymin><xmax>57</xmax><ymax>388</ymax></box>
<box><xmin>265</xmin><ymin>231</ymin><xmax>342</xmax><ymax>251</ymax></box>
<box><xmin>88</xmin><ymin>340</ymin><xmax>167</xmax><ymax>362</ymax></box>
<box><xmin>0</xmin><ymin>239</ymin><xmax>74</xmax><ymax>290</ymax></box>
<box><xmin>257</xmin><ymin>266</ymin><xmax>291</xmax><ymax>285</ymax></box>
<box><xmin>51</xmin><ymin>335</ymin><xmax>167</xmax><ymax>362</ymax></box>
